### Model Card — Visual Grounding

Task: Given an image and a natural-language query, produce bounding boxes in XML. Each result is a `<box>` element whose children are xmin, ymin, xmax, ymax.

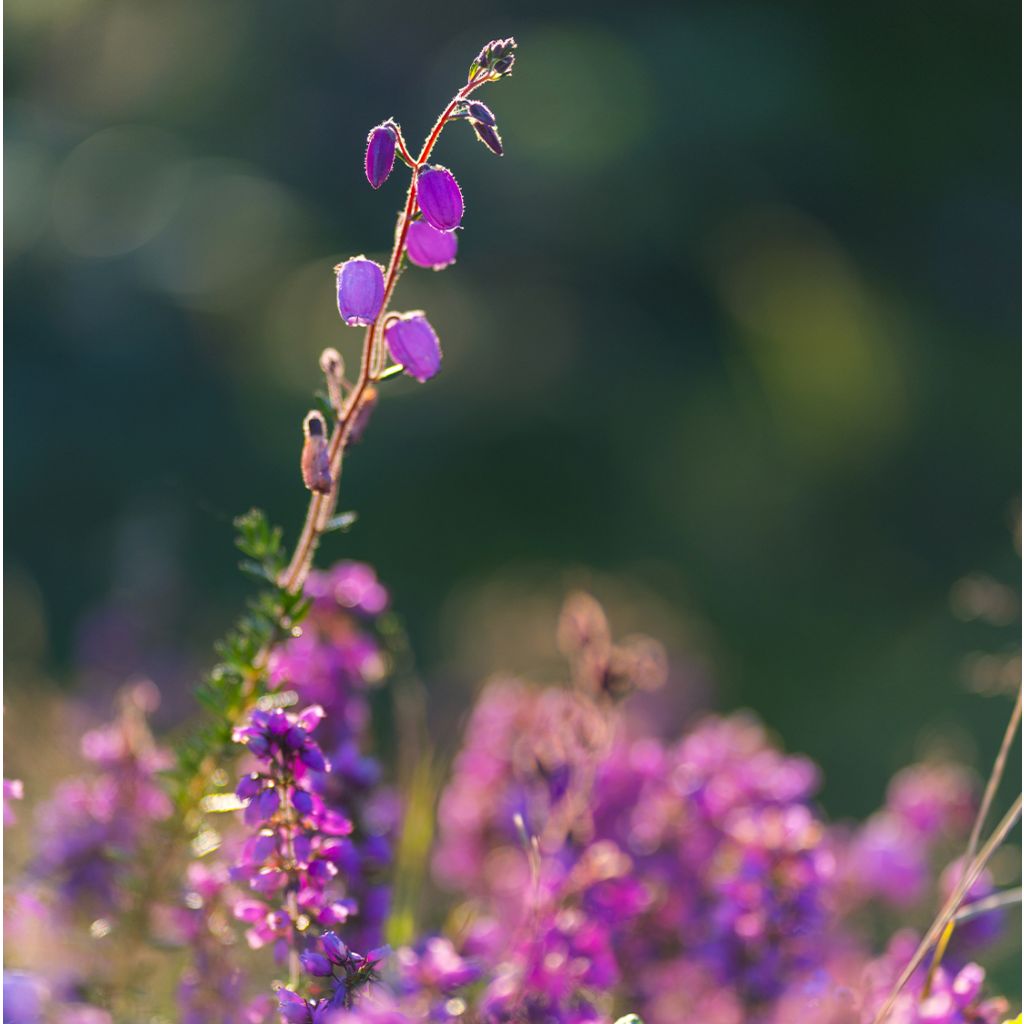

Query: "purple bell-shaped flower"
<box><xmin>385</xmin><ymin>313</ymin><xmax>442</xmax><ymax>382</ymax></box>
<box><xmin>335</xmin><ymin>257</ymin><xmax>385</xmax><ymax>326</ymax></box>
<box><xmin>405</xmin><ymin>220</ymin><xmax>458</xmax><ymax>270</ymax></box>
<box><xmin>416</xmin><ymin>165</ymin><xmax>463</xmax><ymax>231</ymax></box>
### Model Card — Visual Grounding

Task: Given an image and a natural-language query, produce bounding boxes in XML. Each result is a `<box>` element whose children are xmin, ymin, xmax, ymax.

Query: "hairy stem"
<box><xmin>966</xmin><ymin>683</ymin><xmax>1022</xmax><ymax>862</ymax></box>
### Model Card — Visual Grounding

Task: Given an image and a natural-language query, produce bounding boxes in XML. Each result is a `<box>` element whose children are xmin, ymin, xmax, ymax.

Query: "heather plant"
<box><xmin>3</xmin><ymin>37</ymin><xmax>1021</xmax><ymax>1024</ymax></box>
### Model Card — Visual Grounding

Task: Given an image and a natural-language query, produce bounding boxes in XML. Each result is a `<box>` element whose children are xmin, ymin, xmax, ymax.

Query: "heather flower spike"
<box><xmin>365</xmin><ymin>121</ymin><xmax>398</xmax><ymax>189</ymax></box>
<box><xmin>335</xmin><ymin>256</ymin><xmax>385</xmax><ymax>326</ymax></box>
<box><xmin>405</xmin><ymin>219</ymin><xmax>458</xmax><ymax>270</ymax></box>
<box><xmin>385</xmin><ymin>313</ymin><xmax>442</xmax><ymax>382</ymax></box>
<box><xmin>416</xmin><ymin>165</ymin><xmax>463</xmax><ymax>231</ymax></box>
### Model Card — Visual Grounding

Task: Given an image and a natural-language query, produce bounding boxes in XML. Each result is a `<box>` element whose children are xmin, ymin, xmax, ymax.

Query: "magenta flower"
<box><xmin>405</xmin><ymin>220</ymin><xmax>458</xmax><ymax>270</ymax></box>
<box><xmin>365</xmin><ymin>122</ymin><xmax>397</xmax><ymax>189</ymax></box>
<box><xmin>416</xmin><ymin>166</ymin><xmax>463</xmax><ymax>231</ymax></box>
<box><xmin>385</xmin><ymin>314</ymin><xmax>442</xmax><ymax>382</ymax></box>
<box><xmin>336</xmin><ymin>257</ymin><xmax>385</xmax><ymax>326</ymax></box>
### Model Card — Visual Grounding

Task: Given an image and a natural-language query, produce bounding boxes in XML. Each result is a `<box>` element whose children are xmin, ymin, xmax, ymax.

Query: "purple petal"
<box><xmin>385</xmin><ymin>315</ymin><xmax>442</xmax><ymax>382</ymax></box>
<box><xmin>364</xmin><ymin>123</ymin><xmax>397</xmax><ymax>189</ymax></box>
<box><xmin>299</xmin><ymin>743</ymin><xmax>327</xmax><ymax>772</ymax></box>
<box><xmin>233</xmin><ymin>898</ymin><xmax>267</xmax><ymax>923</ymax></box>
<box><xmin>300</xmin><ymin>951</ymin><xmax>334</xmax><ymax>977</ymax></box>
<box><xmin>255</xmin><ymin>787</ymin><xmax>280</xmax><ymax>822</ymax></box>
<box><xmin>291</xmin><ymin>788</ymin><xmax>314</xmax><ymax>815</ymax></box>
<box><xmin>416</xmin><ymin>166</ymin><xmax>463</xmax><ymax>231</ymax></box>
<box><xmin>295</xmin><ymin>705</ymin><xmax>326</xmax><ymax>732</ymax></box>
<box><xmin>235</xmin><ymin>773</ymin><xmax>262</xmax><ymax>802</ymax></box>
<box><xmin>336</xmin><ymin>257</ymin><xmax>385</xmax><ymax>327</ymax></box>
<box><xmin>322</xmin><ymin>931</ymin><xmax>348</xmax><ymax>964</ymax></box>
<box><xmin>405</xmin><ymin>220</ymin><xmax>458</xmax><ymax>270</ymax></box>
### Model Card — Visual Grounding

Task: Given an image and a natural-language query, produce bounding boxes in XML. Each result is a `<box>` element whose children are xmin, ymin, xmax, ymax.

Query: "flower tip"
<box><xmin>365</xmin><ymin>122</ymin><xmax>397</xmax><ymax>189</ymax></box>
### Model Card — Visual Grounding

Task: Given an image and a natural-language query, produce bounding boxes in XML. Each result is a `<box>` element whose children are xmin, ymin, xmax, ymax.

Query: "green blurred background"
<box><xmin>4</xmin><ymin>0</ymin><xmax>1020</xmax><ymax>820</ymax></box>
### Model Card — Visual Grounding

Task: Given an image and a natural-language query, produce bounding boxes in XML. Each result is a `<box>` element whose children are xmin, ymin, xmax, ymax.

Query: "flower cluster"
<box><xmin>31</xmin><ymin>681</ymin><xmax>172</xmax><ymax>915</ymax></box>
<box><xmin>434</xmin><ymin>671</ymin><xmax>840</xmax><ymax>1022</ymax></box>
<box><xmin>430</xmin><ymin>594</ymin><xmax>1015</xmax><ymax>1024</ymax></box>
<box><xmin>855</xmin><ymin>931</ymin><xmax>1011</xmax><ymax>1024</ymax></box>
<box><xmin>231</xmin><ymin>704</ymin><xmax>350</xmax><ymax>956</ymax></box>
<box><xmin>268</xmin><ymin>561</ymin><xmax>397</xmax><ymax>954</ymax></box>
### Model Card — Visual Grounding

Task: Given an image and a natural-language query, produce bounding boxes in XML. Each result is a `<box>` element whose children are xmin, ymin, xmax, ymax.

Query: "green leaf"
<box><xmin>324</xmin><ymin>511</ymin><xmax>358</xmax><ymax>533</ymax></box>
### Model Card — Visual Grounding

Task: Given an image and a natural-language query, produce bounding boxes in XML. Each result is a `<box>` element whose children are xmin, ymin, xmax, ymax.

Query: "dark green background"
<box><xmin>5</xmin><ymin>1</ymin><xmax>1020</xmax><ymax>820</ymax></box>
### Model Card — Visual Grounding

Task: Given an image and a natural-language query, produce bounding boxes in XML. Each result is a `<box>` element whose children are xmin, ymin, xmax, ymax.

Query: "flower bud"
<box><xmin>468</xmin><ymin>38</ymin><xmax>517</xmax><ymax>82</ymax></box>
<box><xmin>405</xmin><ymin>220</ymin><xmax>458</xmax><ymax>270</ymax></box>
<box><xmin>416</xmin><ymin>166</ymin><xmax>463</xmax><ymax>231</ymax></box>
<box><xmin>277</xmin><ymin>989</ymin><xmax>312</xmax><ymax>1024</ymax></box>
<box><xmin>235</xmin><ymin>773</ymin><xmax>263</xmax><ymax>802</ymax></box>
<box><xmin>300</xmin><ymin>950</ymin><xmax>334</xmax><ymax>977</ymax></box>
<box><xmin>301</xmin><ymin>411</ymin><xmax>332</xmax><ymax>495</ymax></box>
<box><xmin>335</xmin><ymin>256</ymin><xmax>385</xmax><ymax>326</ymax></box>
<box><xmin>255</xmin><ymin>787</ymin><xmax>280</xmax><ymax>822</ymax></box>
<box><xmin>322</xmin><ymin>931</ymin><xmax>349</xmax><ymax>963</ymax></box>
<box><xmin>385</xmin><ymin>313</ymin><xmax>442</xmax><ymax>382</ymax></box>
<box><xmin>466</xmin><ymin>101</ymin><xmax>497</xmax><ymax>126</ymax></box>
<box><xmin>319</xmin><ymin>347</ymin><xmax>345</xmax><ymax>412</ymax></box>
<box><xmin>472</xmin><ymin>121</ymin><xmax>503</xmax><ymax>156</ymax></box>
<box><xmin>365</xmin><ymin>122</ymin><xmax>397</xmax><ymax>189</ymax></box>
<box><xmin>300</xmin><ymin>744</ymin><xmax>327</xmax><ymax>772</ymax></box>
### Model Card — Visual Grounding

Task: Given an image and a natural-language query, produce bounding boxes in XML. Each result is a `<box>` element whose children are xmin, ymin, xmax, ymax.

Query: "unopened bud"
<box><xmin>365</xmin><ymin>121</ymin><xmax>398</xmax><ymax>189</ymax></box>
<box><xmin>466</xmin><ymin>101</ymin><xmax>497</xmax><ymax>127</ymax></box>
<box><xmin>468</xmin><ymin>37</ymin><xmax>517</xmax><ymax>82</ymax></box>
<box><xmin>301</xmin><ymin>411</ymin><xmax>332</xmax><ymax>494</ymax></box>
<box><xmin>319</xmin><ymin>347</ymin><xmax>345</xmax><ymax>412</ymax></box>
<box><xmin>472</xmin><ymin>121</ymin><xmax>503</xmax><ymax>156</ymax></box>
<box><xmin>319</xmin><ymin>347</ymin><xmax>344</xmax><ymax>379</ymax></box>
